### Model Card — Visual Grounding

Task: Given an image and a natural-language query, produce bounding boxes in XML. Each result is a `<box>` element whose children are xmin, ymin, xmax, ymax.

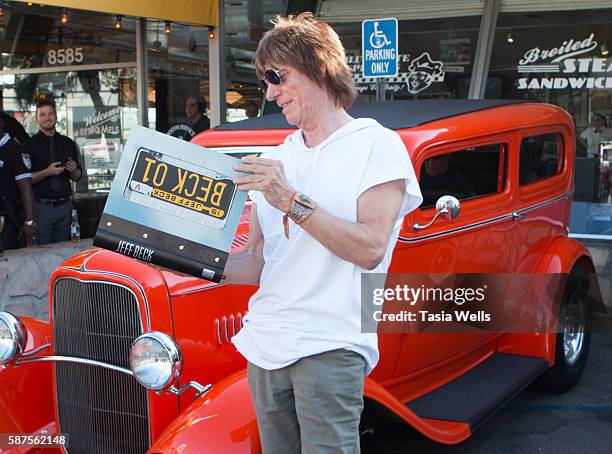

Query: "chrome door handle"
<box><xmin>512</xmin><ymin>210</ymin><xmax>525</xmax><ymax>220</ymax></box>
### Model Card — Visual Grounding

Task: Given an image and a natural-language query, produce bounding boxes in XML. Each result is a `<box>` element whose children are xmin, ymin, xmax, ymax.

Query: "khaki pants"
<box><xmin>248</xmin><ymin>349</ymin><xmax>366</xmax><ymax>454</ymax></box>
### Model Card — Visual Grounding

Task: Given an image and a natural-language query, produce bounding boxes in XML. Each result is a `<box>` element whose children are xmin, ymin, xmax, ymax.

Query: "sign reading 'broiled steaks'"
<box><xmin>516</xmin><ymin>33</ymin><xmax>612</xmax><ymax>90</ymax></box>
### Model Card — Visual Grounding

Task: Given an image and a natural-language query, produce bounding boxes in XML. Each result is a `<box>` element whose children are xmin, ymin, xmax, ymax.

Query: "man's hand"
<box><xmin>46</xmin><ymin>161</ymin><xmax>65</xmax><ymax>176</ymax></box>
<box><xmin>233</xmin><ymin>156</ymin><xmax>294</xmax><ymax>213</ymax></box>
<box><xmin>20</xmin><ymin>223</ymin><xmax>37</xmax><ymax>247</ymax></box>
<box><xmin>65</xmin><ymin>158</ymin><xmax>77</xmax><ymax>173</ymax></box>
<box><xmin>65</xmin><ymin>157</ymin><xmax>82</xmax><ymax>181</ymax></box>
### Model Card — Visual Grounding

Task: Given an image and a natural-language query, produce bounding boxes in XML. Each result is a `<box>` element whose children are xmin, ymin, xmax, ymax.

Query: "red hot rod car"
<box><xmin>0</xmin><ymin>100</ymin><xmax>603</xmax><ymax>453</ymax></box>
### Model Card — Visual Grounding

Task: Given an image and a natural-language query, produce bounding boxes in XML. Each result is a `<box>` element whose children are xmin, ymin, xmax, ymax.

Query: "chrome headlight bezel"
<box><xmin>0</xmin><ymin>311</ymin><xmax>28</xmax><ymax>364</ymax></box>
<box><xmin>129</xmin><ymin>331</ymin><xmax>182</xmax><ymax>391</ymax></box>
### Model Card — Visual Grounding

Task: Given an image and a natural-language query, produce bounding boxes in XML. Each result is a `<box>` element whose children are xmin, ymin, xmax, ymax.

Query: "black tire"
<box><xmin>533</xmin><ymin>272</ymin><xmax>592</xmax><ymax>393</ymax></box>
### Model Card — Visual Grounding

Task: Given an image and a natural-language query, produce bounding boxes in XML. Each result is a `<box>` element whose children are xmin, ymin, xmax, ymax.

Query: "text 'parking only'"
<box><xmin>362</xmin><ymin>18</ymin><xmax>398</xmax><ymax>78</ymax></box>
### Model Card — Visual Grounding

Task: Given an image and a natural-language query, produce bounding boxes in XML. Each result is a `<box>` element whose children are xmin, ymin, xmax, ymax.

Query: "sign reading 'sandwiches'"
<box><xmin>94</xmin><ymin>127</ymin><xmax>248</xmax><ymax>282</ymax></box>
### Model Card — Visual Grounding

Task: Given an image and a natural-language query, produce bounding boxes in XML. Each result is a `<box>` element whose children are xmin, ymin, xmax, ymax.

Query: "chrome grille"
<box><xmin>53</xmin><ymin>278</ymin><xmax>149</xmax><ymax>454</ymax></box>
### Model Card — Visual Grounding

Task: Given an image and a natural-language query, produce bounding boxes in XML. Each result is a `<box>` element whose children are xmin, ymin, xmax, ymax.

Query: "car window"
<box><xmin>419</xmin><ymin>143</ymin><xmax>506</xmax><ymax>209</ymax></box>
<box><xmin>519</xmin><ymin>133</ymin><xmax>563</xmax><ymax>186</ymax></box>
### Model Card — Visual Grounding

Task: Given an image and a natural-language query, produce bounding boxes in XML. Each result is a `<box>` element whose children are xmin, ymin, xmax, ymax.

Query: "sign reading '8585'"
<box><xmin>124</xmin><ymin>148</ymin><xmax>236</xmax><ymax>229</ymax></box>
<box><xmin>46</xmin><ymin>47</ymin><xmax>84</xmax><ymax>65</ymax></box>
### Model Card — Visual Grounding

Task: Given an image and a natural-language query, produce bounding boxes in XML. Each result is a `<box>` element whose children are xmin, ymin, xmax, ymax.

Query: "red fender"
<box><xmin>532</xmin><ymin>236</ymin><xmax>600</xmax><ymax>276</ymax></box>
<box><xmin>498</xmin><ymin>235</ymin><xmax>603</xmax><ymax>363</ymax></box>
<box><xmin>534</xmin><ymin>235</ymin><xmax>604</xmax><ymax>316</ymax></box>
<box><xmin>148</xmin><ymin>370</ymin><xmax>260</xmax><ymax>454</ymax></box>
<box><xmin>0</xmin><ymin>317</ymin><xmax>55</xmax><ymax>434</ymax></box>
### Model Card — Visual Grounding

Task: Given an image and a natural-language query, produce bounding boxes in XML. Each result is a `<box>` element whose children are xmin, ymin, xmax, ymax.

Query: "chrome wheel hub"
<box><xmin>562</xmin><ymin>295</ymin><xmax>585</xmax><ymax>367</ymax></box>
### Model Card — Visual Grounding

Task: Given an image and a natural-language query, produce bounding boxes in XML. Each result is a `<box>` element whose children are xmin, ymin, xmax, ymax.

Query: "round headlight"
<box><xmin>0</xmin><ymin>312</ymin><xmax>28</xmax><ymax>364</ymax></box>
<box><xmin>129</xmin><ymin>332</ymin><xmax>182</xmax><ymax>391</ymax></box>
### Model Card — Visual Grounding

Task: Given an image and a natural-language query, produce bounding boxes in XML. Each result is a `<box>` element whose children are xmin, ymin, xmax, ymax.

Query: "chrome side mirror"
<box><xmin>413</xmin><ymin>195</ymin><xmax>461</xmax><ymax>231</ymax></box>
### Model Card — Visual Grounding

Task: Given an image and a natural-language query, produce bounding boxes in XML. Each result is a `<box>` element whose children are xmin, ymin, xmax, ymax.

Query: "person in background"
<box><xmin>579</xmin><ymin>113</ymin><xmax>612</xmax><ymax>158</ymax></box>
<box><xmin>168</xmin><ymin>96</ymin><xmax>211</xmax><ymax>141</ymax></box>
<box><xmin>185</xmin><ymin>95</ymin><xmax>210</xmax><ymax>135</ymax></box>
<box><xmin>0</xmin><ymin>111</ymin><xmax>29</xmax><ymax>145</ymax></box>
<box><xmin>23</xmin><ymin>100</ymin><xmax>82</xmax><ymax>245</ymax></box>
<box><xmin>245</xmin><ymin>101</ymin><xmax>259</xmax><ymax>119</ymax></box>
<box><xmin>0</xmin><ymin>116</ymin><xmax>36</xmax><ymax>250</ymax></box>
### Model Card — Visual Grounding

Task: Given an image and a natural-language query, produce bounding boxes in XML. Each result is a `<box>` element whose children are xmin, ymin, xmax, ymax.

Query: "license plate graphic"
<box><xmin>123</xmin><ymin>148</ymin><xmax>236</xmax><ymax>229</ymax></box>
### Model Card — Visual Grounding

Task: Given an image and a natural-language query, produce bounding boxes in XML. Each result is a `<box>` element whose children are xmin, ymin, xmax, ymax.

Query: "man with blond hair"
<box><xmin>226</xmin><ymin>13</ymin><xmax>422</xmax><ymax>453</ymax></box>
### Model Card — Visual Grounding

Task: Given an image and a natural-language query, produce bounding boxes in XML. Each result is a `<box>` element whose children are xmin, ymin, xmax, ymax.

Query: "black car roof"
<box><xmin>216</xmin><ymin>99</ymin><xmax>525</xmax><ymax>131</ymax></box>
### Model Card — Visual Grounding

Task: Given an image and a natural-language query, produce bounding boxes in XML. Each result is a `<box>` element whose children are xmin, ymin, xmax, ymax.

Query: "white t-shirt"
<box><xmin>580</xmin><ymin>126</ymin><xmax>612</xmax><ymax>157</ymax></box>
<box><xmin>231</xmin><ymin>118</ymin><xmax>423</xmax><ymax>375</ymax></box>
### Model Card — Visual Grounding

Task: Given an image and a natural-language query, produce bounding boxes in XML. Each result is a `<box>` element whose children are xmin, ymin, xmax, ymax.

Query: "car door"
<box><xmin>514</xmin><ymin>127</ymin><xmax>571</xmax><ymax>268</ymax></box>
<box><xmin>390</xmin><ymin>134</ymin><xmax>519</xmax><ymax>378</ymax></box>
<box><xmin>508</xmin><ymin>128</ymin><xmax>572</xmax><ymax>339</ymax></box>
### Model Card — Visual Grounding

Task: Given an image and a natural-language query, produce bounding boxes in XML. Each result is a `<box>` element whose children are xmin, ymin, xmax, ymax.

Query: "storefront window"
<box><xmin>332</xmin><ymin>16</ymin><xmax>481</xmax><ymax>100</ymax></box>
<box><xmin>1</xmin><ymin>4</ymin><xmax>136</xmax><ymax>71</ymax></box>
<box><xmin>147</xmin><ymin>21</ymin><xmax>211</xmax><ymax>135</ymax></box>
<box><xmin>0</xmin><ymin>3</ymin><xmax>138</xmax><ymax>237</ymax></box>
<box><xmin>487</xmin><ymin>9</ymin><xmax>612</xmax><ymax>237</ymax></box>
<box><xmin>225</xmin><ymin>1</ymin><xmax>284</xmax><ymax>118</ymax></box>
<box><xmin>226</xmin><ymin>47</ymin><xmax>264</xmax><ymax>121</ymax></box>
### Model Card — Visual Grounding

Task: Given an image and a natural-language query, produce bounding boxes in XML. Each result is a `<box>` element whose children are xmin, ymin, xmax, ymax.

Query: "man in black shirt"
<box><xmin>0</xmin><ymin>117</ymin><xmax>36</xmax><ymax>251</ymax></box>
<box><xmin>185</xmin><ymin>95</ymin><xmax>210</xmax><ymax>135</ymax></box>
<box><xmin>167</xmin><ymin>96</ymin><xmax>210</xmax><ymax>141</ymax></box>
<box><xmin>23</xmin><ymin>100</ymin><xmax>82</xmax><ymax>245</ymax></box>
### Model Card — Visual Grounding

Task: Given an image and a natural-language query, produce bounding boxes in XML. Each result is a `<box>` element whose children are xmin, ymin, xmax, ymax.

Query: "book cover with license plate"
<box><xmin>93</xmin><ymin>126</ymin><xmax>248</xmax><ymax>282</ymax></box>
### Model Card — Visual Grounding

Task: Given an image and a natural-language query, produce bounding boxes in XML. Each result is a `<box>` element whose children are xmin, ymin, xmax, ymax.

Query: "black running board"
<box><xmin>405</xmin><ymin>353</ymin><xmax>548</xmax><ymax>430</ymax></box>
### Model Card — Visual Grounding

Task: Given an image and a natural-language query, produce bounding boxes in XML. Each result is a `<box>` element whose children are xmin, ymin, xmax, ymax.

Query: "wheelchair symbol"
<box><xmin>369</xmin><ymin>21</ymin><xmax>391</xmax><ymax>49</ymax></box>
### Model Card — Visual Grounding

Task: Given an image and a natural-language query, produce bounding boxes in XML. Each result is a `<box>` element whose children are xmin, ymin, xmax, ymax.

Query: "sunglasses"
<box><xmin>259</xmin><ymin>68</ymin><xmax>288</xmax><ymax>90</ymax></box>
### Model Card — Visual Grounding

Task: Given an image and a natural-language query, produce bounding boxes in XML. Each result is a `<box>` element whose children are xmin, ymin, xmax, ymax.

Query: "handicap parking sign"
<box><xmin>362</xmin><ymin>18</ymin><xmax>398</xmax><ymax>78</ymax></box>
